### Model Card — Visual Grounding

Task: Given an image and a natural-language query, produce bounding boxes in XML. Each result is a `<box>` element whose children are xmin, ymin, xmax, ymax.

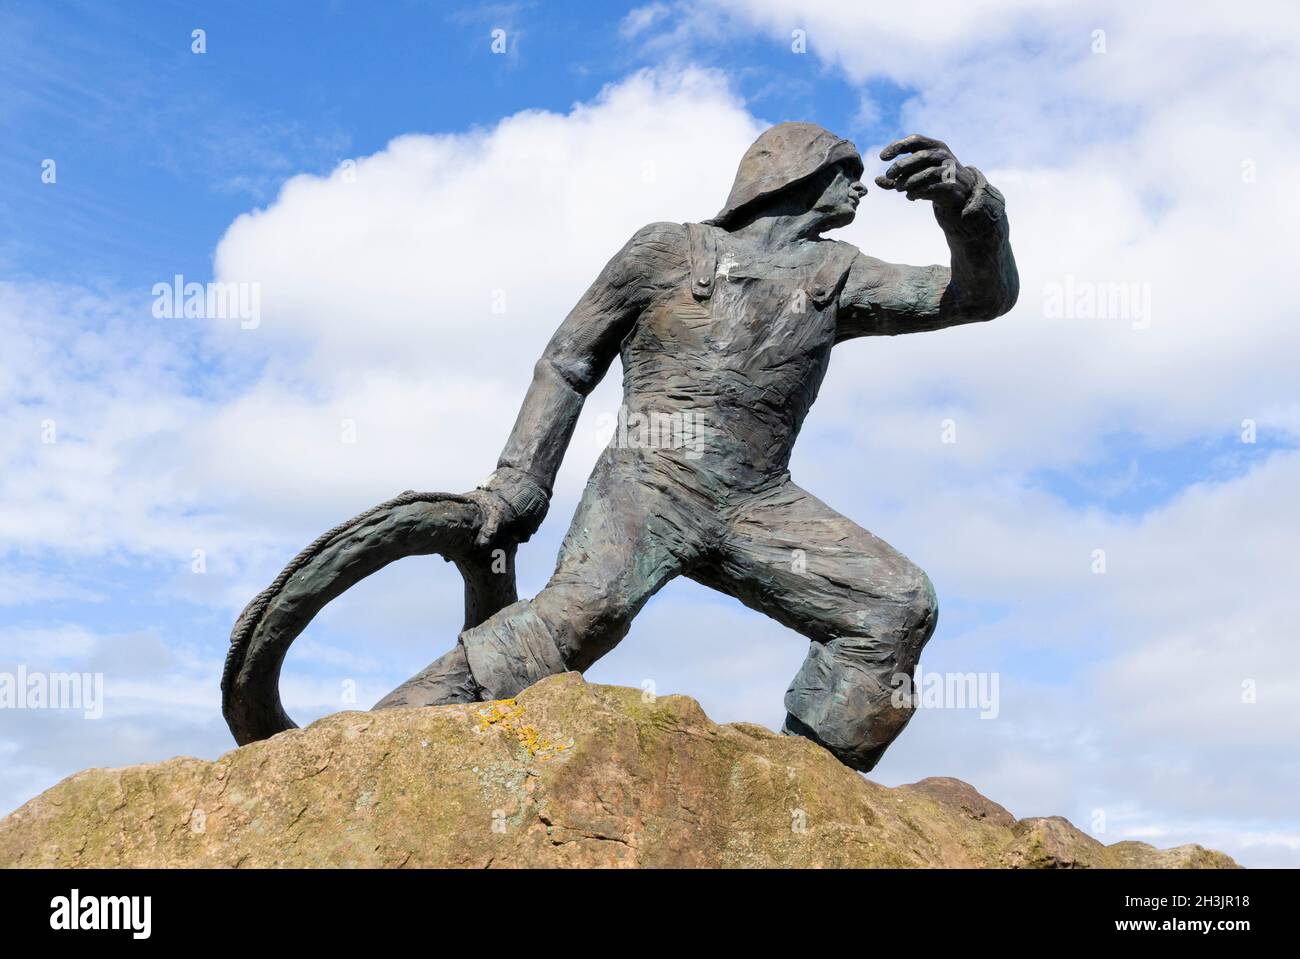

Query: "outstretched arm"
<box><xmin>837</xmin><ymin>134</ymin><xmax>1018</xmax><ymax>340</ymax></box>
<box><xmin>472</xmin><ymin>222</ymin><xmax>678</xmax><ymax>544</ymax></box>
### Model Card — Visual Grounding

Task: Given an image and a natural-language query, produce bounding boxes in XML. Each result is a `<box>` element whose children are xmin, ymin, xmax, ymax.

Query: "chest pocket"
<box><xmin>684</xmin><ymin>222</ymin><xmax>857</xmax><ymax>311</ymax></box>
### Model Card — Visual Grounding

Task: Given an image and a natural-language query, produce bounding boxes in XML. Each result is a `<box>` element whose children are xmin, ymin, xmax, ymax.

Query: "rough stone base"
<box><xmin>0</xmin><ymin>673</ymin><xmax>1238</xmax><ymax>868</ymax></box>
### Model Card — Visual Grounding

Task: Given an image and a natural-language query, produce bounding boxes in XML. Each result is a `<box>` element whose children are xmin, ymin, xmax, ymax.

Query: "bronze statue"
<box><xmin>222</xmin><ymin>123</ymin><xmax>1018</xmax><ymax>773</ymax></box>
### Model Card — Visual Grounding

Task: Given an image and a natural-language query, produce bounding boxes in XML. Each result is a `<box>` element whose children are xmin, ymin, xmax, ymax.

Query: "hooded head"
<box><xmin>706</xmin><ymin>122</ymin><xmax>864</xmax><ymax>230</ymax></box>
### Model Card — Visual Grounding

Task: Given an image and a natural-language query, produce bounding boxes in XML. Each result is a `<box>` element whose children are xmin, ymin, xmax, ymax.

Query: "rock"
<box><xmin>0</xmin><ymin>674</ymin><xmax>1239</xmax><ymax>868</ymax></box>
<box><xmin>901</xmin><ymin>775</ymin><xmax>1016</xmax><ymax>828</ymax></box>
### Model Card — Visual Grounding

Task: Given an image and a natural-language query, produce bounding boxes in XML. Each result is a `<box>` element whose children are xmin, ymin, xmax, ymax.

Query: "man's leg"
<box><xmin>693</xmin><ymin>479</ymin><xmax>938</xmax><ymax>772</ymax></box>
<box><xmin>376</xmin><ymin>454</ymin><xmax>711</xmax><ymax>707</ymax></box>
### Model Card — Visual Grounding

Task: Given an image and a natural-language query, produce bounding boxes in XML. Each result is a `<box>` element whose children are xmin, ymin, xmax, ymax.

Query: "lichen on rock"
<box><xmin>0</xmin><ymin>673</ymin><xmax>1238</xmax><ymax>869</ymax></box>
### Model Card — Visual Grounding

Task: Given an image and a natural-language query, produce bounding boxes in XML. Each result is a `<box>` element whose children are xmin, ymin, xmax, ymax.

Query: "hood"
<box><xmin>706</xmin><ymin>122</ymin><xmax>863</xmax><ymax>229</ymax></box>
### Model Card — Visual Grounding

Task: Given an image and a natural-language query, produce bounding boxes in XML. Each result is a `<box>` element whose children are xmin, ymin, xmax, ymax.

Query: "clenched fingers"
<box><xmin>878</xmin><ymin>133</ymin><xmax>949</xmax><ymax>162</ymax></box>
<box><xmin>876</xmin><ymin>148</ymin><xmax>954</xmax><ymax>189</ymax></box>
<box><xmin>472</xmin><ymin>493</ymin><xmax>505</xmax><ymax>547</ymax></box>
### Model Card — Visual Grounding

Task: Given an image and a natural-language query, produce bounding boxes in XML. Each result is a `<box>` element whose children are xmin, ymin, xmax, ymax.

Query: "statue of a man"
<box><xmin>377</xmin><ymin>123</ymin><xmax>1018</xmax><ymax>772</ymax></box>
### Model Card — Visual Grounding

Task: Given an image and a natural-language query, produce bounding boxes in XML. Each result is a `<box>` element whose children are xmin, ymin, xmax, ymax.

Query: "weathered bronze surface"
<box><xmin>222</xmin><ymin>123</ymin><xmax>1018</xmax><ymax>772</ymax></box>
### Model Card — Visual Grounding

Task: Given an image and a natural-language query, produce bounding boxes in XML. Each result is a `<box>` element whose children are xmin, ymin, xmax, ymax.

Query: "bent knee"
<box><xmin>812</xmin><ymin>561</ymin><xmax>938</xmax><ymax>642</ymax></box>
<box><xmin>906</xmin><ymin>566</ymin><xmax>939</xmax><ymax>632</ymax></box>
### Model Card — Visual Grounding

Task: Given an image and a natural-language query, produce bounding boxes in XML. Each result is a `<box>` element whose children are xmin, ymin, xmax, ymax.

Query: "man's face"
<box><xmin>809</xmin><ymin>162</ymin><xmax>867</xmax><ymax>231</ymax></box>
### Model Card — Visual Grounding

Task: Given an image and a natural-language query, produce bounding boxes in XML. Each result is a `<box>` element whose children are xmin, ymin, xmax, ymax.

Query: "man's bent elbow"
<box><xmin>988</xmin><ymin>279</ymin><xmax>1019</xmax><ymax>320</ymax></box>
<box><xmin>535</xmin><ymin>351</ymin><xmax>598</xmax><ymax>398</ymax></box>
<box><xmin>964</xmin><ymin>271</ymin><xmax>1019</xmax><ymax>323</ymax></box>
<box><xmin>998</xmin><ymin>266</ymin><xmax>1020</xmax><ymax>317</ymax></box>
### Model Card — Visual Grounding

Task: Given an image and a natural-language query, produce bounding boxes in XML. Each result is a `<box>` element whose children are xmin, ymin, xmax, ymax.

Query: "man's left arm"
<box><xmin>837</xmin><ymin>134</ymin><xmax>1019</xmax><ymax>339</ymax></box>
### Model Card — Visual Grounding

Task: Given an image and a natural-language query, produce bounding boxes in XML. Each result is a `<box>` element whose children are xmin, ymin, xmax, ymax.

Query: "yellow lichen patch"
<box><xmin>474</xmin><ymin>698</ymin><xmax>569</xmax><ymax>761</ymax></box>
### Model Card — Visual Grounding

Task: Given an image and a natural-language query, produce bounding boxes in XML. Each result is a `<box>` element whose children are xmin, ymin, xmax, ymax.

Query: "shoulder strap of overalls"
<box><xmin>684</xmin><ymin>222</ymin><xmax>718</xmax><ymax>301</ymax></box>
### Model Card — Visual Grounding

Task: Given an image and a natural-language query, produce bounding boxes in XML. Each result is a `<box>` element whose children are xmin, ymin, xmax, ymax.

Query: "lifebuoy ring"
<box><xmin>220</xmin><ymin>490</ymin><xmax>517</xmax><ymax>745</ymax></box>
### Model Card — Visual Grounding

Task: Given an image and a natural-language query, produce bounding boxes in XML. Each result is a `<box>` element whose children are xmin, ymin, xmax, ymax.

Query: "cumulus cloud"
<box><xmin>212</xmin><ymin>68</ymin><xmax>757</xmax><ymax>376</ymax></box>
<box><xmin>199</xmin><ymin>68</ymin><xmax>763</xmax><ymax>514</ymax></box>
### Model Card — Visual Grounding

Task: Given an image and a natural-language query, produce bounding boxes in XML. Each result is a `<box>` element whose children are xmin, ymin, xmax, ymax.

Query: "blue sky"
<box><xmin>4</xmin><ymin>0</ymin><xmax>876</xmax><ymax>286</ymax></box>
<box><xmin>3</xmin><ymin>0</ymin><xmax>1298</xmax><ymax>867</ymax></box>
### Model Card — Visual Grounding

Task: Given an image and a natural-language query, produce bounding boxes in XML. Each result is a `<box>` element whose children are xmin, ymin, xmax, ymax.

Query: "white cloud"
<box><xmin>212</xmin><ymin>68</ymin><xmax>759</xmax><ymax>378</ymax></box>
<box><xmin>198</xmin><ymin>67</ymin><xmax>765</xmax><ymax>519</ymax></box>
<box><xmin>621</xmin><ymin>2</ymin><xmax>673</xmax><ymax>38</ymax></box>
